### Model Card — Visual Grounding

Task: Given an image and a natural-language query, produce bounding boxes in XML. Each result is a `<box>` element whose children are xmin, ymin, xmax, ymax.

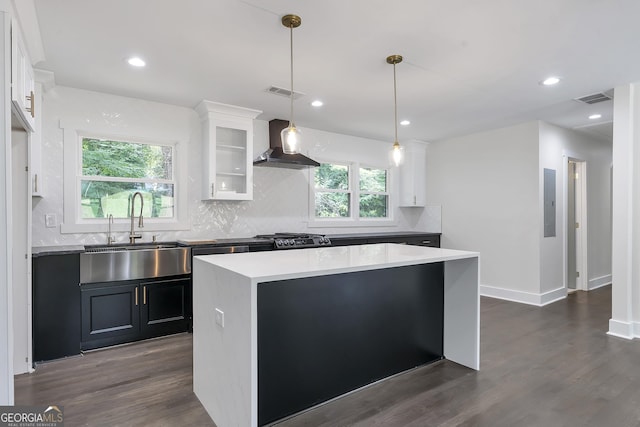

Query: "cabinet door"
<box><xmin>81</xmin><ymin>282</ymin><xmax>140</xmax><ymax>350</ymax></box>
<box><xmin>197</xmin><ymin>101</ymin><xmax>261</xmax><ymax>201</ymax></box>
<box><xmin>140</xmin><ymin>277</ymin><xmax>190</xmax><ymax>337</ymax></box>
<box><xmin>33</xmin><ymin>254</ymin><xmax>81</xmax><ymax>362</ymax></box>
<box><xmin>10</xmin><ymin>20</ymin><xmax>35</xmax><ymax>132</ymax></box>
<box><xmin>202</xmin><ymin>116</ymin><xmax>254</xmax><ymax>201</ymax></box>
<box><xmin>399</xmin><ymin>142</ymin><xmax>426</xmax><ymax>207</ymax></box>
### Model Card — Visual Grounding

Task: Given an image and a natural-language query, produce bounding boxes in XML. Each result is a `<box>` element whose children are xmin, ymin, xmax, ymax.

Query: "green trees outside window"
<box><xmin>359</xmin><ymin>167</ymin><xmax>388</xmax><ymax>218</ymax></box>
<box><xmin>81</xmin><ymin>138</ymin><xmax>175</xmax><ymax>219</ymax></box>
<box><xmin>313</xmin><ymin>163</ymin><xmax>389</xmax><ymax>219</ymax></box>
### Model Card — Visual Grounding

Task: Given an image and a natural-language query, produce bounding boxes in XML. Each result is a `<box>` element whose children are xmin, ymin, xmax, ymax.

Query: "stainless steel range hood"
<box><xmin>253</xmin><ymin>119</ymin><xmax>320</xmax><ymax>169</ymax></box>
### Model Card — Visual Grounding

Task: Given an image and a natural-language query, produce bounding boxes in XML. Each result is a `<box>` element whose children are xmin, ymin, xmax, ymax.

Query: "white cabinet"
<box><xmin>196</xmin><ymin>101</ymin><xmax>262</xmax><ymax>201</ymax></box>
<box><xmin>10</xmin><ymin>19</ymin><xmax>35</xmax><ymax>132</ymax></box>
<box><xmin>399</xmin><ymin>141</ymin><xmax>428</xmax><ymax>207</ymax></box>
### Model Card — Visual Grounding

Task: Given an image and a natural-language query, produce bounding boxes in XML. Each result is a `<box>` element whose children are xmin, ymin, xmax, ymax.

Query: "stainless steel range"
<box><xmin>255</xmin><ymin>233</ymin><xmax>332</xmax><ymax>250</ymax></box>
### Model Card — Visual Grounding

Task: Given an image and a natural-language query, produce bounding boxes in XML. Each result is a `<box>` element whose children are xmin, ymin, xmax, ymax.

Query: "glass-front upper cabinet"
<box><xmin>196</xmin><ymin>101</ymin><xmax>262</xmax><ymax>201</ymax></box>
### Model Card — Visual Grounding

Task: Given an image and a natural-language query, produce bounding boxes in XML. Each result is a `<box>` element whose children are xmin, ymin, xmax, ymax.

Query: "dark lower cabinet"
<box><xmin>81</xmin><ymin>282</ymin><xmax>139</xmax><ymax>350</ymax></box>
<box><xmin>33</xmin><ymin>253</ymin><xmax>81</xmax><ymax>363</ymax></box>
<box><xmin>329</xmin><ymin>233</ymin><xmax>441</xmax><ymax>248</ymax></box>
<box><xmin>140</xmin><ymin>277</ymin><xmax>191</xmax><ymax>337</ymax></box>
<box><xmin>367</xmin><ymin>235</ymin><xmax>441</xmax><ymax>247</ymax></box>
<box><xmin>81</xmin><ymin>275</ymin><xmax>190</xmax><ymax>351</ymax></box>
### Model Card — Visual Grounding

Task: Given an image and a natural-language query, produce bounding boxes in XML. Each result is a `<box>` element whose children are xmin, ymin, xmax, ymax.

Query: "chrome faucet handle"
<box><xmin>107</xmin><ymin>214</ymin><xmax>115</xmax><ymax>245</ymax></box>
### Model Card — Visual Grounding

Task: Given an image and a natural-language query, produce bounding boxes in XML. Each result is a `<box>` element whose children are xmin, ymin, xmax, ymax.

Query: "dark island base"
<box><xmin>257</xmin><ymin>262</ymin><xmax>445</xmax><ymax>425</ymax></box>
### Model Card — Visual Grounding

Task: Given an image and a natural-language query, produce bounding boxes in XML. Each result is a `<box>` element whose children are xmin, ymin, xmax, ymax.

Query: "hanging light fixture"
<box><xmin>281</xmin><ymin>14</ymin><xmax>302</xmax><ymax>154</ymax></box>
<box><xmin>387</xmin><ymin>54</ymin><xmax>405</xmax><ymax>166</ymax></box>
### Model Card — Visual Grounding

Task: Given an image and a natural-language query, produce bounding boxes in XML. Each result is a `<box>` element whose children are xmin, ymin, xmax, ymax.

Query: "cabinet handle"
<box><xmin>211</xmin><ymin>182</ymin><xmax>215</xmax><ymax>198</ymax></box>
<box><xmin>34</xmin><ymin>173</ymin><xmax>38</xmax><ymax>193</ymax></box>
<box><xmin>135</xmin><ymin>287</ymin><xmax>138</xmax><ymax>306</ymax></box>
<box><xmin>143</xmin><ymin>285</ymin><xmax>147</xmax><ymax>305</ymax></box>
<box><xmin>26</xmin><ymin>91</ymin><xmax>35</xmax><ymax>118</ymax></box>
<box><xmin>413</xmin><ymin>195</ymin><xmax>417</xmax><ymax>205</ymax></box>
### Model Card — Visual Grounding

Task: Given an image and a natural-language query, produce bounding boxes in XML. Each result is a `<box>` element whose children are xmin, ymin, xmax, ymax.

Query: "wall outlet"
<box><xmin>44</xmin><ymin>213</ymin><xmax>57</xmax><ymax>228</ymax></box>
<box><xmin>215</xmin><ymin>308</ymin><xmax>225</xmax><ymax>328</ymax></box>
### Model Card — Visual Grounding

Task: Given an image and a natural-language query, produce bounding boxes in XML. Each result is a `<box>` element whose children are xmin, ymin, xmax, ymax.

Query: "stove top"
<box><xmin>254</xmin><ymin>233</ymin><xmax>332</xmax><ymax>250</ymax></box>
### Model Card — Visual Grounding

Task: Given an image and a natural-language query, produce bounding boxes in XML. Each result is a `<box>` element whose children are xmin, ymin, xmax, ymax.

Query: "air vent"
<box><xmin>575</xmin><ymin>92</ymin><xmax>613</xmax><ymax>104</ymax></box>
<box><xmin>266</xmin><ymin>86</ymin><xmax>305</xmax><ymax>100</ymax></box>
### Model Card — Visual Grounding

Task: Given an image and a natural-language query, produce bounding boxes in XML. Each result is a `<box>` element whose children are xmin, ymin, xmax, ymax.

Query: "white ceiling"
<box><xmin>30</xmin><ymin>0</ymin><xmax>640</xmax><ymax>144</ymax></box>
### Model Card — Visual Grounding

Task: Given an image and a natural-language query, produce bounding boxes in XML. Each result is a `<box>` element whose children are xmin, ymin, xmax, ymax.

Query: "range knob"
<box><xmin>276</xmin><ymin>239</ymin><xmax>283</xmax><ymax>246</ymax></box>
<box><xmin>289</xmin><ymin>239</ymin><xmax>295</xmax><ymax>246</ymax></box>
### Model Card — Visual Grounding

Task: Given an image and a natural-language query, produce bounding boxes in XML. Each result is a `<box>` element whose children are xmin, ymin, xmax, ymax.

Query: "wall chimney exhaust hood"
<box><xmin>253</xmin><ymin>119</ymin><xmax>320</xmax><ymax>169</ymax></box>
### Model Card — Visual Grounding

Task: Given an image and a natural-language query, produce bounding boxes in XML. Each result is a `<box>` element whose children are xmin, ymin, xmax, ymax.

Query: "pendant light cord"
<box><xmin>393</xmin><ymin>62</ymin><xmax>398</xmax><ymax>143</ymax></box>
<box><xmin>290</xmin><ymin>23</ymin><xmax>294</xmax><ymax>126</ymax></box>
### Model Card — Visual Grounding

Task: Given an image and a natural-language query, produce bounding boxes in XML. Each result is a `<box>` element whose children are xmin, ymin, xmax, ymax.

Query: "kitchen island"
<box><xmin>193</xmin><ymin>243</ymin><xmax>479</xmax><ymax>427</ymax></box>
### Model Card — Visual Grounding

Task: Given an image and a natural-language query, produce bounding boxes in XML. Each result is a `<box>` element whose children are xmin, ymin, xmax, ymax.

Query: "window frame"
<box><xmin>308</xmin><ymin>159</ymin><xmax>395</xmax><ymax>227</ymax></box>
<box><xmin>61</xmin><ymin>123</ymin><xmax>189</xmax><ymax>234</ymax></box>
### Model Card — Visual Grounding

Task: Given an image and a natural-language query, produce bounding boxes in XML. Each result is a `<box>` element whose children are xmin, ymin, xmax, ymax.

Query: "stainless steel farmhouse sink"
<box><xmin>81</xmin><ymin>243</ymin><xmax>191</xmax><ymax>284</ymax></box>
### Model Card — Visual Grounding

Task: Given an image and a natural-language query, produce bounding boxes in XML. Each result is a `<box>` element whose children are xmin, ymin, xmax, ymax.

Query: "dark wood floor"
<box><xmin>16</xmin><ymin>285</ymin><xmax>640</xmax><ymax>426</ymax></box>
<box><xmin>15</xmin><ymin>334</ymin><xmax>214</xmax><ymax>426</ymax></box>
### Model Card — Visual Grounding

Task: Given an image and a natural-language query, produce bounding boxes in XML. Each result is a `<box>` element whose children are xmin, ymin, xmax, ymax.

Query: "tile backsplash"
<box><xmin>32</xmin><ymin>86</ymin><xmax>440</xmax><ymax>246</ymax></box>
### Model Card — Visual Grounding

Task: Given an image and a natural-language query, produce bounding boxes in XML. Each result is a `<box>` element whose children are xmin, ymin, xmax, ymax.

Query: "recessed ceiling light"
<box><xmin>541</xmin><ymin>76</ymin><xmax>560</xmax><ymax>86</ymax></box>
<box><xmin>127</xmin><ymin>57</ymin><xmax>146</xmax><ymax>67</ymax></box>
<box><xmin>400</xmin><ymin>120</ymin><xmax>410</xmax><ymax>126</ymax></box>
<box><xmin>311</xmin><ymin>100</ymin><xmax>323</xmax><ymax>107</ymax></box>
<box><xmin>588</xmin><ymin>114</ymin><xmax>602</xmax><ymax>120</ymax></box>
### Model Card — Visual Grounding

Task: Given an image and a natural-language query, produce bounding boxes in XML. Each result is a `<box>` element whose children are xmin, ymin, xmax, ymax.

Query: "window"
<box><xmin>314</xmin><ymin>163</ymin><xmax>351</xmax><ymax>218</ymax></box>
<box><xmin>311</xmin><ymin>162</ymin><xmax>391</xmax><ymax>223</ymax></box>
<box><xmin>359</xmin><ymin>167</ymin><xmax>389</xmax><ymax>218</ymax></box>
<box><xmin>62</xmin><ymin>123</ymin><xmax>188</xmax><ymax>234</ymax></box>
<box><xmin>80</xmin><ymin>137</ymin><xmax>175</xmax><ymax>219</ymax></box>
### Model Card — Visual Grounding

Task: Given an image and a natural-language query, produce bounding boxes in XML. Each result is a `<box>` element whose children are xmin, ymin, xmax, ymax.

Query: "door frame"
<box><xmin>563</xmin><ymin>153</ymin><xmax>588</xmax><ymax>291</ymax></box>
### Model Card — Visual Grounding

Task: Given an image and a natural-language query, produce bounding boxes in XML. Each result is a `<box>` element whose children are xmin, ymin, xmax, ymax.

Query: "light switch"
<box><xmin>45</xmin><ymin>213</ymin><xmax>57</xmax><ymax>228</ymax></box>
<box><xmin>215</xmin><ymin>308</ymin><xmax>225</xmax><ymax>328</ymax></box>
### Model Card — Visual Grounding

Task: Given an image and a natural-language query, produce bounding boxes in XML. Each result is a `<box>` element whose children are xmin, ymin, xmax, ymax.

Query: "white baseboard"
<box><xmin>539</xmin><ymin>287</ymin><xmax>567</xmax><ymax>306</ymax></box>
<box><xmin>588</xmin><ymin>274</ymin><xmax>612</xmax><ymax>291</ymax></box>
<box><xmin>480</xmin><ymin>285</ymin><xmax>566</xmax><ymax>307</ymax></box>
<box><xmin>607</xmin><ymin>319</ymin><xmax>634</xmax><ymax>339</ymax></box>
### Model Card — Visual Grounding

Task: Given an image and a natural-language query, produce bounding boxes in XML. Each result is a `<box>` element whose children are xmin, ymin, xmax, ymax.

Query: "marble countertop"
<box><xmin>195</xmin><ymin>243</ymin><xmax>478</xmax><ymax>282</ymax></box>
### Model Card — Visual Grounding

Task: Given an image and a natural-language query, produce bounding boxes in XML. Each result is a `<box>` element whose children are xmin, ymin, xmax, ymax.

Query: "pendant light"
<box><xmin>387</xmin><ymin>54</ymin><xmax>405</xmax><ymax>167</ymax></box>
<box><xmin>281</xmin><ymin>14</ymin><xmax>302</xmax><ymax>154</ymax></box>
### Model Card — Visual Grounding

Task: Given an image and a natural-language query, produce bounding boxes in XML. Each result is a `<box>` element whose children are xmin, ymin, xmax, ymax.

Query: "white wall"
<box><xmin>11</xmin><ymin>128</ymin><xmax>29</xmax><ymax>375</ymax></box>
<box><xmin>32</xmin><ymin>85</ymin><xmax>440</xmax><ymax>246</ymax></box>
<box><xmin>0</xmin><ymin>6</ymin><xmax>14</xmax><ymax>406</ymax></box>
<box><xmin>427</xmin><ymin>120</ymin><xmax>613</xmax><ymax>306</ymax></box>
<box><xmin>539</xmin><ymin>122</ymin><xmax>612</xmax><ymax>296</ymax></box>
<box><xmin>426</xmin><ymin>122</ymin><xmax>541</xmax><ymax>297</ymax></box>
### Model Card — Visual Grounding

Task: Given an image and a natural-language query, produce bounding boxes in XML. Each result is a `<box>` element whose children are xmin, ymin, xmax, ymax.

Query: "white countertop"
<box><xmin>195</xmin><ymin>243</ymin><xmax>478</xmax><ymax>282</ymax></box>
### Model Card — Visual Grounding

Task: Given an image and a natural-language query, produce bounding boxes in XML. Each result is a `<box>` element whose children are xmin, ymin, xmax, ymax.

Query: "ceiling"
<box><xmin>28</xmin><ymin>0</ymin><xmax>640</xmax><ymax>144</ymax></box>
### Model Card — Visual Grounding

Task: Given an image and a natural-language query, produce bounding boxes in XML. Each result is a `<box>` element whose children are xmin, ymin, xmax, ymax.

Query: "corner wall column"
<box><xmin>609</xmin><ymin>83</ymin><xmax>640</xmax><ymax>339</ymax></box>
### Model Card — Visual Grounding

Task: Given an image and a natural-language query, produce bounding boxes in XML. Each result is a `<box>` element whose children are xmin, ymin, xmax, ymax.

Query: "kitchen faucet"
<box><xmin>129</xmin><ymin>192</ymin><xmax>144</xmax><ymax>244</ymax></box>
